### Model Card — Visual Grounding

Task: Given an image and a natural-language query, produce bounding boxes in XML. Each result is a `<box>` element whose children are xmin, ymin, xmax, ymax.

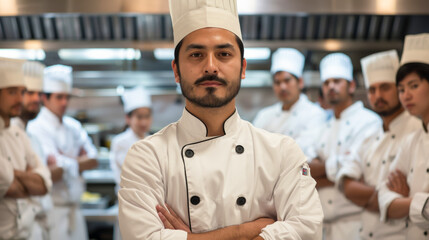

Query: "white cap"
<box><xmin>121</xmin><ymin>86</ymin><xmax>152</xmax><ymax>114</ymax></box>
<box><xmin>271</xmin><ymin>48</ymin><xmax>305</xmax><ymax>78</ymax></box>
<box><xmin>0</xmin><ymin>57</ymin><xmax>26</xmax><ymax>89</ymax></box>
<box><xmin>43</xmin><ymin>64</ymin><xmax>73</xmax><ymax>93</ymax></box>
<box><xmin>169</xmin><ymin>0</ymin><xmax>242</xmax><ymax>48</ymax></box>
<box><xmin>320</xmin><ymin>53</ymin><xmax>353</xmax><ymax>82</ymax></box>
<box><xmin>361</xmin><ymin>50</ymin><xmax>399</xmax><ymax>89</ymax></box>
<box><xmin>23</xmin><ymin>61</ymin><xmax>45</xmax><ymax>92</ymax></box>
<box><xmin>400</xmin><ymin>33</ymin><xmax>429</xmax><ymax>65</ymax></box>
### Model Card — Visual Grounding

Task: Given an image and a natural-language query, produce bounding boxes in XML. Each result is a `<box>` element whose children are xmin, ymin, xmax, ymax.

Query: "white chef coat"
<box><xmin>253</xmin><ymin>94</ymin><xmax>326</xmax><ymax>154</ymax></box>
<box><xmin>379</xmin><ymin>122</ymin><xmax>429</xmax><ymax>240</ymax></box>
<box><xmin>307</xmin><ymin>101</ymin><xmax>382</xmax><ymax>240</ymax></box>
<box><xmin>27</xmin><ymin>107</ymin><xmax>97</xmax><ymax>240</ymax></box>
<box><xmin>0</xmin><ymin>117</ymin><xmax>52</xmax><ymax>240</ymax></box>
<box><xmin>119</xmin><ymin>109</ymin><xmax>323</xmax><ymax>240</ymax></box>
<box><xmin>110</xmin><ymin>128</ymin><xmax>144</xmax><ymax>192</ymax></box>
<box><xmin>337</xmin><ymin>111</ymin><xmax>421</xmax><ymax>240</ymax></box>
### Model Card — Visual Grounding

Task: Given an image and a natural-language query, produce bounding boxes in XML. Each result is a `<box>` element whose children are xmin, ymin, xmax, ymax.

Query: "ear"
<box><xmin>348</xmin><ymin>80</ymin><xmax>356</xmax><ymax>94</ymax></box>
<box><xmin>125</xmin><ymin>114</ymin><xmax>131</xmax><ymax>126</ymax></box>
<box><xmin>298</xmin><ymin>77</ymin><xmax>304</xmax><ymax>90</ymax></box>
<box><xmin>241</xmin><ymin>58</ymin><xmax>247</xmax><ymax>80</ymax></box>
<box><xmin>172</xmin><ymin>60</ymin><xmax>180</xmax><ymax>84</ymax></box>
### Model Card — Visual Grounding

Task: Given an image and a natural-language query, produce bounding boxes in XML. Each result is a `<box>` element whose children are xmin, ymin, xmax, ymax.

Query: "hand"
<box><xmin>47</xmin><ymin>155</ymin><xmax>57</xmax><ymax>167</ymax></box>
<box><xmin>79</xmin><ymin>147</ymin><xmax>88</xmax><ymax>157</ymax></box>
<box><xmin>387</xmin><ymin>169</ymin><xmax>409</xmax><ymax>197</ymax></box>
<box><xmin>239</xmin><ymin>218</ymin><xmax>275</xmax><ymax>239</ymax></box>
<box><xmin>365</xmin><ymin>191</ymin><xmax>379</xmax><ymax>213</ymax></box>
<box><xmin>156</xmin><ymin>204</ymin><xmax>191</xmax><ymax>233</ymax></box>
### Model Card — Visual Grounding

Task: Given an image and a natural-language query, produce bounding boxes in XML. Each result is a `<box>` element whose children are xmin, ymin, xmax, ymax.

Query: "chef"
<box><xmin>27</xmin><ymin>64</ymin><xmax>98</xmax><ymax>240</ymax></box>
<box><xmin>0</xmin><ymin>57</ymin><xmax>52</xmax><ymax>240</ymax></box>
<box><xmin>378</xmin><ymin>33</ymin><xmax>429</xmax><ymax>240</ymax></box>
<box><xmin>337</xmin><ymin>50</ymin><xmax>420</xmax><ymax>240</ymax></box>
<box><xmin>11</xmin><ymin>61</ymin><xmax>60</xmax><ymax>239</ymax></box>
<box><xmin>110</xmin><ymin>85</ymin><xmax>152</xmax><ymax>192</ymax></box>
<box><xmin>307</xmin><ymin>52</ymin><xmax>382</xmax><ymax>240</ymax></box>
<box><xmin>253</xmin><ymin>48</ymin><xmax>326</xmax><ymax>154</ymax></box>
<box><xmin>118</xmin><ymin>0</ymin><xmax>323</xmax><ymax>239</ymax></box>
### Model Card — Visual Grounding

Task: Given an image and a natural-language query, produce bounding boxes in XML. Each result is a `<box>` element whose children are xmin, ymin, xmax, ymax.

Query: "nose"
<box><xmin>204</xmin><ymin>53</ymin><xmax>218</xmax><ymax>75</ymax></box>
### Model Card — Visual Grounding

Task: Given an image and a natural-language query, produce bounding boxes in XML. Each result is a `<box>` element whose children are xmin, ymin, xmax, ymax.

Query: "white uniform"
<box><xmin>109</xmin><ymin>128</ymin><xmax>143</xmax><ymax>191</ymax></box>
<box><xmin>28</xmin><ymin>107</ymin><xmax>97</xmax><ymax>240</ymax></box>
<box><xmin>337</xmin><ymin>111</ymin><xmax>420</xmax><ymax>240</ymax></box>
<box><xmin>119</xmin><ymin>109</ymin><xmax>323</xmax><ymax>240</ymax></box>
<box><xmin>253</xmin><ymin>94</ymin><xmax>326</xmax><ymax>153</ymax></box>
<box><xmin>307</xmin><ymin>101</ymin><xmax>382</xmax><ymax>240</ymax></box>
<box><xmin>11</xmin><ymin>117</ymin><xmax>55</xmax><ymax>240</ymax></box>
<box><xmin>379</xmin><ymin>122</ymin><xmax>429</xmax><ymax>240</ymax></box>
<box><xmin>0</xmin><ymin>118</ymin><xmax>52</xmax><ymax>240</ymax></box>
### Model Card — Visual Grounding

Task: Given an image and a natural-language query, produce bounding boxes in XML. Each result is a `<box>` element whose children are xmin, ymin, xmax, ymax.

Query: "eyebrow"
<box><xmin>185</xmin><ymin>43</ymin><xmax>235</xmax><ymax>52</ymax></box>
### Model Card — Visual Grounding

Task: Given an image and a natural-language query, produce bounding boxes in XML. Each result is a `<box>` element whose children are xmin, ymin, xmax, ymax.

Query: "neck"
<box><xmin>282</xmin><ymin>96</ymin><xmax>299</xmax><ymax>111</ymax></box>
<box><xmin>19</xmin><ymin>117</ymin><xmax>28</xmax><ymax>129</ymax></box>
<box><xmin>423</xmin><ymin>111</ymin><xmax>429</xmax><ymax>127</ymax></box>
<box><xmin>1</xmin><ymin>115</ymin><xmax>10</xmax><ymax>128</ymax></box>
<box><xmin>333</xmin><ymin>98</ymin><xmax>353</xmax><ymax>119</ymax></box>
<box><xmin>185</xmin><ymin>100</ymin><xmax>236</xmax><ymax>136</ymax></box>
<box><xmin>381</xmin><ymin>108</ymin><xmax>404</xmax><ymax>132</ymax></box>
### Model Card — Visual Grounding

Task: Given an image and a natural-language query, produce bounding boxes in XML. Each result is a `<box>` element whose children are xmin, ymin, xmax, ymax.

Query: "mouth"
<box><xmin>198</xmin><ymin>80</ymin><xmax>224</xmax><ymax>87</ymax></box>
<box><xmin>405</xmin><ymin>103</ymin><xmax>415</xmax><ymax>109</ymax></box>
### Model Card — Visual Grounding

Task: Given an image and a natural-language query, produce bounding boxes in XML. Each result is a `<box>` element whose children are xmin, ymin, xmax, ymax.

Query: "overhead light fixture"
<box><xmin>0</xmin><ymin>49</ymin><xmax>45</xmax><ymax>60</ymax></box>
<box><xmin>58</xmin><ymin>48</ymin><xmax>141</xmax><ymax>61</ymax></box>
<box><xmin>154</xmin><ymin>47</ymin><xmax>271</xmax><ymax>61</ymax></box>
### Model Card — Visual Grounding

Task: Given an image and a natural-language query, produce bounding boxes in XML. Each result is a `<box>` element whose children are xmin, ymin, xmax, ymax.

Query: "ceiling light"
<box><xmin>244</xmin><ymin>48</ymin><xmax>271</xmax><ymax>60</ymax></box>
<box><xmin>0</xmin><ymin>49</ymin><xmax>45</xmax><ymax>60</ymax></box>
<box><xmin>154</xmin><ymin>48</ymin><xmax>175</xmax><ymax>60</ymax></box>
<box><xmin>58</xmin><ymin>48</ymin><xmax>141</xmax><ymax>61</ymax></box>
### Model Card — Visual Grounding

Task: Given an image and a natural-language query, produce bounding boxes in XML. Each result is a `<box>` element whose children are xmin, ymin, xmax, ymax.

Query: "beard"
<box><xmin>20</xmin><ymin>106</ymin><xmax>39</xmax><ymax>121</ymax></box>
<box><xmin>375</xmin><ymin>101</ymin><xmax>403</xmax><ymax>117</ymax></box>
<box><xmin>179</xmin><ymin>71</ymin><xmax>242</xmax><ymax>108</ymax></box>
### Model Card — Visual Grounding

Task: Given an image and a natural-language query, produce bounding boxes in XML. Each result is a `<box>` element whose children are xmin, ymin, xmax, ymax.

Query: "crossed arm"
<box><xmin>156</xmin><ymin>204</ymin><xmax>272</xmax><ymax>240</ymax></box>
<box><xmin>5</xmin><ymin>168</ymin><xmax>48</xmax><ymax>198</ymax></box>
<box><xmin>343</xmin><ymin>177</ymin><xmax>379</xmax><ymax>212</ymax></box>
<box><xmin>309</xmin><ymin>157</ymin><xmax>334</xmax><ymax>189</ymax></box>
<box><xmin>385</xmin><ymin>169</ymin><xmax>411</xmax><ymax>219</ymax></box>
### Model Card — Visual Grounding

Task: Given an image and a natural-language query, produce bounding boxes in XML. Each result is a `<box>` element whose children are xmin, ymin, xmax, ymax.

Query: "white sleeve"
<box><xmin>0</xmin><ymin>156</ymin><xmax>14</xmax><ymax>198</ymax></box>
<box><xmin>109</xmin><ymin>138</ymin><xmax>128</xmax><ymax>186</ymax></box>
<box><xmin>77</xmin><ymin>124</ymin><xmax>98</xmax><ymax>159</ymax></box>
<box><xmin>259</xmin><ymin>139</ymin><xmax>323</xmax><ymax>240</ymax></box>
<box><xmin>118</xmin><ymin>141</ymin><xmax>188</xmax><ymax>240</ymax></box>
<box><xmin>336</xmin><ymin>151</ymin><xmax>363</xmax><ymax>191</ymax></box>
<box><xmin>378</xmin><ymin>142</ymin><xmax>411</xmax><ymax>222</ymax></box>
<box><xmin>409</xmin><ymin>192</ymin><xmax>429</xmax><ymax>228</ymax></box>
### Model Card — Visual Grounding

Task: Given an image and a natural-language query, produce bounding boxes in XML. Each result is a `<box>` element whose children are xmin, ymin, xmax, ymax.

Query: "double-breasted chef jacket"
<box><xmin>253</xmin><ymin>94</ymin><xmax>326</xmax><ymax>154</ymax></box>
<box><xmin>27</xmin><ymin>107</ymin><xmax>97</xmax><ymax>240</ymax></box>
<box><xmin>337</xmin><ymin>111</ymin><xmax>421</xmax><ymax>240</ymax></box>
<box><xmin>119</xmin><ymin>109</ymin><xmax>324</xmax><ymax>240</ymax></box>
<box><xmin>379</xmin><ymin>122</ymin><xmax>429</xmax><ymax>240</ymax></box>
<box><xmin>0</xmin><ymin>117</ymin><xmax>52</xmax><ymax>239</ymax></box>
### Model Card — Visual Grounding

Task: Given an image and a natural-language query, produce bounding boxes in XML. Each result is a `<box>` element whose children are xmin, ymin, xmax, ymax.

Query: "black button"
<box><xmin>369</xmin><ymin>232</ymin><xmax>373</xmax><ymax>237</ymax></box>
<box><xmin>426</xmin><ymin>168</ymin><xmax>429</xmax><ymax>173</ymax></box>
<box><xmin>376</xmin><ymin>136</ymin><xmax>380</xmax><ymax>141</ymax></box>
<box><xmin>321</xmin><ymin>143</ymin><xmax>325</xmax><ymax>148</ymax></box>
<box><xmin>328</xmin><ymin>200</ymin><xmax>333</xmax><ymax>204</ymax></box>
<box><xmin>337</xmin><ymin>141</ymin><xmax>341</xmax><ymax>146</ymax></box>
<box><xmin>382</xmin><ymin>160</ymin><xmax>386</xmax><ymax>164</ymax></box>
<box><xmin>185</xmin><ymin>149</ymin><xmax>194</xmax><ymax>158</ymax></box>
<box><xmin>346</xmin><ymin>121</ymin><xmax>350</xmax><ymax>125</ymax></box>
<box><xmin>190</xmin><ymin>196</ymin><xmax>200</xmax><ymax>205</ymax></box>
<box><xmin>411</xmin><ymin>168</ymin><xmax>413</xmax><ymax>173</ymax></box>
<box><xmin>15</xmin><ymin>132</ymin><xmax>19</xmax><ymax>137</ymax></box>
<box><xmin>236</xmin><ymin>197</ymin><xmax>246</xmax><ymax>206</ymax></box>
<box><xmin>235</xmin><ymin>145</ymin><xmax>244</xmax><ymax>154</ymax></box>
<box><xmin>367</xmin><ymin>162</ymin><xmax>371</xmax><ymax>167</ymax></box>
<box><xmin>359</xmin><ymin>228</ymin><xmax>363</xmax><ymax>232</ymax></box>
<box><xmin>424</xmin><ymin>231</ymin><xmax>428</xmax><ymax>236</ymax></box>
<box><xmin>7</xmin><ymin>156</ymin><xmax>11</xmax><ymax>161</ymax></box>
<box><xmin>391</xmin><ymin>134</ymin><xmax>396</xmax><ymax>139</ymax></box>
<box><xmin>405</xmin><ymin>221</ymin><xmax>408</xmax><ymax>228</ymax></box>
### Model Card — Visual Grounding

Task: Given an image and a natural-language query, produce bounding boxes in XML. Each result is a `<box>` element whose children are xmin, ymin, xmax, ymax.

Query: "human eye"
<box><xmin>189</xmin><ymin>52</ymin><xmax>202</xmax><ymax>58</ymax></box>
<box><xmin>397</xmin><ymin>87</ymin><xmax>404</xmax><ymax>93</ymax></box>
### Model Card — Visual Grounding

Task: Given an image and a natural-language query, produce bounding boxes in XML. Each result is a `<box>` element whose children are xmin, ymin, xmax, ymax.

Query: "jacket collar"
<box><xmin>388</xmin><ymin>111</ymin><xmax>411</xmax><ymax>133</ymax></box>
<box><xmin>0</xmin><ymin>117</ymin><xmax>5</xmax><ymax>131</ymax></box>
<box><xmin>339</xmin><ymin>101</ymin><xmax>364</xmax><ymax>119</ymax></box>
<box><xmin>276</xmin><ymin>93</ymin><xmax>307</xmax><ymax>114</ymax></box>
<box><xmin>39</xmin><ymin>107</ymin><xmax>62</xmax><ymax>128</ymax></box>
<box><xmin>424</xmin><ymin>121</ymin><xmax>429</xmax><ymax>134</ymax></box>
<box><xmin>177</xmin><ymin>108</ymin><xmax>241</xmax><ymax>145</ymax></box>
<box><xmin>11</xmin><ymin>117</ymin><xmax>25</xmax><ymax>131</ymax></box>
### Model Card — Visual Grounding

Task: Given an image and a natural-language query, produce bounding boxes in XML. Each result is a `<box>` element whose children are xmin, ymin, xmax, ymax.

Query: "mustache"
<box><xmin>195</xmin><ymin>75</ymin><xmax>227</xmax><ymax>85</ymax></box>
<box><xmin>375</xmin><ymin>98</ymin><xmax>388</xmax><ymax>106</ymax></box>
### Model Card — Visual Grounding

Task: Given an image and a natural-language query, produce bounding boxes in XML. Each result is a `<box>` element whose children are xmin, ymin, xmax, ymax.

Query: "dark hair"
<box><xmin>396</xmin><ymin>62</ymin><xmax>429</xmax><ymax>85</ymax></box>
<box><xmin>44</xmin><ymin>93</ymin><xmax>52</xmax><ymax>99</ymax></box>
<box><xmin>173</xmin><ymin>34</ymin><xmax>245</xmax><ymax>71</ymax></box>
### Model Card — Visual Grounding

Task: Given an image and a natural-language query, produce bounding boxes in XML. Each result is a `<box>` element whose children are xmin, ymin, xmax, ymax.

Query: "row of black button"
<box><xmin>185</xmin><ymin>145</ymin><xmax>245</xmax><ymax>158</ymax></box>
<box><xmin>190</xmin><ymin>196</ymin><xmax>246</xmax><ymax>206</ymax></box>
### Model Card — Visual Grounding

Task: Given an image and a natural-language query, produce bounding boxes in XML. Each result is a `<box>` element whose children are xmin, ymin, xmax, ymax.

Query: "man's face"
<box><xmin>172</xmin><ymin>27</ymin><xmax>247</xmax><ymax>108</ymax></box>
<box><xmin>398</xmin><ymin>72</ymin><xmax>429</xmax><ymax>119</ymax></box>
<box><xmin>272</xmin><ymin>71</ymin><xmax>302</xmax><ymax>106</ymax></box>
<box><xmin>367</xmin><ymin>82</ymin><xmax>402</xmax><ymax>116</ymax></box>
<box><xmin>42</xmin><ymin>93</ymin><xmax>70</xmax><ymax>118</ymax></box>
<box><xmin>322</xmin><ymin>78</ymin><xmax>355</xmax><ymax>105</ymax></box>
<box><xmin>0</xmin><ymin>86</ymin><xmax>26</xmax><ymax>120</ymax></box>
<box><xmin>21</xmin><ymin>91</ymin><xmax>42</xmax><ymax>120</ymax></box>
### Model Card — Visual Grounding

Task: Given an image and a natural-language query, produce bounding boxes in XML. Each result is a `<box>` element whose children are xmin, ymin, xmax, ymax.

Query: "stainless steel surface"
<box><xmin>1</xmin><ymin>0</ymin><xmax>429</xmax><ymax>15</ymax></box>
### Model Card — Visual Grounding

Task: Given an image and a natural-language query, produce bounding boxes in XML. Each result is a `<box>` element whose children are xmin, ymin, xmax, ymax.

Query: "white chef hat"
<box><xmin>400</xmin><ymin>33</ymin><xmax>429</xmax><ymax>66</ymax></box>
<box><xmin>169</xmin><ymin>0</ymin><xmax>242</xmax><ymax>48</ymax></box>
<box><xmin>43</xmin><ymin>64</ymin><xmax>73</xmax><ymax>93</ymax></box>
<box><xmin>320</xmin><ymin>53</ymin><xmax>353</xmax><ymax>82</ymax></box>
<box><xmin>271</xmin><ymin>48</ymin><xmax>305</xmax><ymax>78</ymax></box>
<box><xmin>23</xmin><ymin>61</ymin><xmax>45</xmax><ymax>92</ymax></box>
<box><xmin>121</xmin><ymin>86</ymin><xmax>152</xmax><ymax>114</ymax></box>
<box><xmin>0</xmin><ymin>57</ymin><xmax>26</xmax><ymax>89</ymax></box>
<box><xmin>360</xmin><ymin>50</ymin><xmax>399</xmax><ymax>89</ymax></box>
